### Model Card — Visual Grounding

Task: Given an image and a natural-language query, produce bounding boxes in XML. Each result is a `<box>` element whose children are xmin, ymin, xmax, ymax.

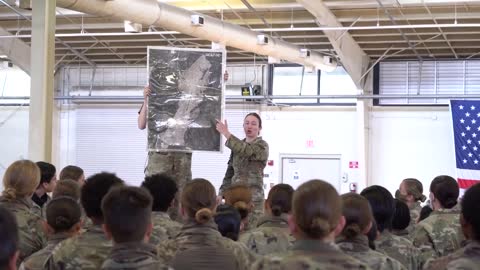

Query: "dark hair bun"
<box><xmin>195</xmin><ymin>208</ymin><xmax>213</xmax><ymax>224</ymax></box>
<box><xmin>343</xmin><ymin>223</ymin><xmax>361</xmax><ymax>239</ymax></box>
<box><xmin>271</xmin><ymin>205</ymin><xmax>282</xmax><ymax>217</ymax></box>
<box><xmin>308</xmin><ymin>217</ymin><xmax>330</xmax><ymax>238</ymax></box>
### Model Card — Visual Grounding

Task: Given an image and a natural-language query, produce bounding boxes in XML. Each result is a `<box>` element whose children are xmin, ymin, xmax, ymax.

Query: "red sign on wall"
<box><xmin>349</xmin><ymin>161</ymin><xmax>359</xmax><ymax>169</ymax></box>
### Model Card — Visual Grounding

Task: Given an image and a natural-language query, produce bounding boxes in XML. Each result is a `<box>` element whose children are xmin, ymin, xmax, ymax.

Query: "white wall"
<box><xmin>0</xmin><ymin>106</ymin><xmax>29</xmax><ymax>190</ymax></box>
<box><xmin>261</xmin><ymin>107</ymin><xmax>358</xmax><ymax>194</ymax></box>
<box><xmin>369</xmin><ymin>107</ymin><xmax>456</xmax><ymax>196</ymax></box>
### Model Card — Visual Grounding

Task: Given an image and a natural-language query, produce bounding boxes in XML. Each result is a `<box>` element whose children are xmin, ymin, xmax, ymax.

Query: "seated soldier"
<box><xmin>391</xmin><ymin>199</ymin><xmax>411</xmax><ymax>239</ymax></box>
<box><xmin>252</xmin><ymin>179</ymin><xmax>369</xmax><ymax>270</ymax></box>
<box><xmin>101</xmin><ymin>186</ymin><xmax>171</xmax><ymax>270</ymax></box>
<box><xmin>0</xmin><ymin>206</ymin><xmax>19</xmax><ymax>270</ymax></box>
<box><xmin>423</xmin><ymin>183</ymin><xmax>480</xmax><ymax>270</ymax></box>
<box><xmin>20</xmin><ymin>197</ymin><xmax>82</xmax><ymax>270</ymax></box>
<box><xmin>412</xmin><ymin>175</ymin><xmax>464</xmax><ymax>262</ymax></box>
<box><xmin>141</xmin><ymin>174</ymin><xmax>182</xmax><ymax>244</ymax></box>
<box><xmin>157</xmin><ymin>178</ymin><xmax>256</xmax><ymax>270</ymax></box>
<box><xmin>223</xmin><ymin>184</ymin><xmax>253</xmax><ymax>232</ymax></box>
<box><xmin>336</xmin><ymin>193</ymin><xmax>406</xmax><ymax>270</ymax></box>
<box><xmin>239</xmin><ymin>184</ymin><xmax>295</xmax><ymax>255</ymax></box>
<box><xmin>59</xmin><ymin>165</ymin><xmax>85</xmax><ymax>186</ymax></box>
<box><xmin>51</xmin><ymin>172</ymin><xmax>124</xmax><ymax>269</ymax></box>
<box><xmin>215</xmin><ymin>204</ymin><xmax>242</xmax><ymax>241</ymax></box>
<box><xmin>31</xmin><ymin>162</ymin><xmax>57</xmax><ymax>217</ymax></box>
<box><xmin>361</xmin><ymin>185</ymin><xmax>420</xmax><ymax>270</ymax></box>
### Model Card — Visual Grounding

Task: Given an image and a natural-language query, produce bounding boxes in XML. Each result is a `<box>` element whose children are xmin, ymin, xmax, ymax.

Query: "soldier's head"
<box><xmin>340</xmin><ymin>193</ymin><xmax>373</xmax><ymax>240</ymax></box>
<box><xmin>429</xmin><ymin>175</ymin><xmax>459</xmax><ymax>210</ymax></box>
<box><xmin>81</xmin><ymin>172</ymin><xmax>124</xmax><ymax>224</ymax></box>
<box><xmin>102</xmin><ymin>186</ymin><xmax>153</xmax><ymax>243</ymax></box>
<box><xmin>59</xmin><ymin>165</ymin><xmax>85</xmax><ymax>186</ymax></box>
<box><xmin>396</xmin><ymin>178</ymin><xmax>426</xmax><ymax>205</ymax></box>
<box><xmin>360</xmin><ymin>185</ymin><xmax>395</xmax><ymax>233</ymax></box>
<box><xmin>45</xmin><ymin>196</ymin><xmax>82</xmax><ymax>236</ymax></box>
<box><xmin>181</xmin><ymin>178</ymin><xmax>216</xmax><ymax>224</ymax></box>
<box><xmin>36</xmin><ymin>161</ymin><xmax>57</xmax><ymax>193</ymax></box>
<box><xmin>392</xmin><ymin>199</ymin><xmax>410</xmax><ymax>231</ymax></box>
<box><xmin>266</xmin><ymin>183</ymin><xmax>294</xmax><ymax>216</ymax></box>
<box><xmin>244</xmin><ymin>112</ymin><xmax>262</xmax><ymax>139</ymax></box>
<box><xmin>0</xmin><ymin>206</ymin><xmax>19</xmax><ymax>270</ymax></box>
<box><xmin>52</xmin><ymin>179</ymin><xmax>81</xmax><ymax>201</ymax></box>
<box><xmin>141</xmin><ymin>173</ymin><xmax>178</xmax><ymax>212</ymax></box>
<box><xmin>223</xmin><ymin>183</ymin><xmax>252</xmax><ymax>221</ymax></box>
<box><xmin>418</xmin><ymin>205</ymin><xmax>433</xmax><ymax>223</ymax></box>
<box><xmin>2</xmin><ymin>160</ymin><xmax>40</xmax><ymax>200</ymax></box>
<box><xmin>460</xmin><ymin>183</ymin><xmax>480</xmax><ymax>241</ymax></box>
<box><xmin>214</xmin><ymin>204</ymin><xmax>241</xmax><ymax>241</ymax></box>
<box><xmin>290</xmin><ymin>179</ymin><xmax>344</xmax><ymax>240</ymax></box>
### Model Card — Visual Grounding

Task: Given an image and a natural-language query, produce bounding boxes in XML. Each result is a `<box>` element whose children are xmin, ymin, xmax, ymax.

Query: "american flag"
<box><xmin>450</xmin><ymin>100</ymin><xmax>480</xmax><ymax>193</ymax></box>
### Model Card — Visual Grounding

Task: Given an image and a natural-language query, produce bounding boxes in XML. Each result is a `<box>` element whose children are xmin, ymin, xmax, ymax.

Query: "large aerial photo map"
<box><xmin>147</xmin><ymin>47</ymin><xmax>224</xmax><ymax>152</ymax></box>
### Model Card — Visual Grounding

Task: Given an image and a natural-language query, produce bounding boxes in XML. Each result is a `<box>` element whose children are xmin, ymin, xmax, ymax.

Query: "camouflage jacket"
<box><xmin>376</xmin><ymin>231</ymin><xmax>420</xmax><ymax>270</ymax></box>
<box><xmin>392</xmin><ymin>229</ymin><xmax>410</xmax><ymax>240</ymax></box>
<box><xmin>149</xmin><ymin>211</ymin><xmax>182</xmax><ymax>245</ymax></box>
<box><xmin>412</xmin><ymin>204</ymin><xmax>464</xmax><ymax>263</ymax></box>
<box><xmin>51</xmin><ymin>224</ymin><xmax>113</xmax><ymax>270</ymax></box>
<box><xmin>219</xmin><ymin>135</ymin><xmax>269</xmax><ymax>201</ymax></box>
<box><xmin>157</xmin><ymin>219</ymin><xmax>257</xmax><ymax>270</ymax></box>
<box><xmin>20</xmin><ymin>232</ymin><xmax>71</xmax><ymax>270</ymax></box>
<box><xmin>251</xmin><ymin>239</ymin><xmax>371</xmax><ymax>270</ymax></box>
<box><xmin>406</xmin><ymin>201</ymin><xmax>422</xmax><ymax>234</ymax></box>
<box><xmin>336</xmin><ymin>235</ymin><xmax>407</xmax><ymax>270</ymax></box>
<box><xmin>0</xmin><ymin>197</ymin><xmax>47</xmax><ymax>263</ymax></box>
<box><xmin>239</xmin><ymin>214</ymin><xmax>294</xmax><ymax>255</ymax></box>
<box><xmin>423</xmin><ymin>240</ymin><xmax>480</xmax><ymax>270</ymax></box>
<box><xmin>102</xmin><ymin>241</ymin><xmax>171</xmax><ymax>270</ymax></box>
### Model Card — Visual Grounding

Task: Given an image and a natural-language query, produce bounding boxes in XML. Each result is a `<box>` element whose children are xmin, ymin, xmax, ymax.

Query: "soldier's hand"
<box><xmin>216</xmin><ymin>119</ymin><xmax>231</xmax><ymax>139</ymax></box>
<box><xmin>143</xmin><ymin>86</ymin><xmax>151</xmax><ymax>99</ymax></box>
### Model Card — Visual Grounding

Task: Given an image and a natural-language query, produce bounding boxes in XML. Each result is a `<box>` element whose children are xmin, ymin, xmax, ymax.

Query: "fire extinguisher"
<box><xmin>349</xmin><ymin>182</ymin><xmax>358</xmax><ymax>193</ymax></box>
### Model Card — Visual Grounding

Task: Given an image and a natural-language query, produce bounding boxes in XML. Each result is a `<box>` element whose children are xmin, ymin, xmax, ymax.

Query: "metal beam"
<box><xmin>0</xmin><ymin>26</ymin><xmax>30</xmax><ymax>74</ymax></box>
<box><xmin>296</xmin><ymin>0</ymin><xmax>371</xmax><ymax>91</ymax></box>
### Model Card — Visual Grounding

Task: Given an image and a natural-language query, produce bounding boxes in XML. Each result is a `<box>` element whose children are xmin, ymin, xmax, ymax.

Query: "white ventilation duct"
<box><xmin>56</xmin><ymin>0</ymin><xmax>337</xmax><ymax>71</ymax></box>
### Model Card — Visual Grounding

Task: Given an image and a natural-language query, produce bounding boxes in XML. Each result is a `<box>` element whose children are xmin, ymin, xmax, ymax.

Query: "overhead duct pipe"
<box><xmin>56</xmin><ymin>0</ymin><xmax>336</xmax><ymax>71</ymax></box>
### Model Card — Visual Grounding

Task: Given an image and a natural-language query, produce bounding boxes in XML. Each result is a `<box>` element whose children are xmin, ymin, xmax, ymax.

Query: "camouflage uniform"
<box><xmin>219</xmin><ymin>135</ymin><xmax>269</xmax><ymax>228</ymax></box>
<box><xmin>20</xmin><ymin>232</ymin><xmax>70</xmax><ymax>270</ymax></box>
<box><xmin>239</xmin><ymin>214</ymin><xmax>294</xmax><ymax>255</ymax></box>
<box><xmin>145</xmin><ymin>151</ymin><xmax>192</xmax><ymax>221</ymax></box>
<box><xmin>336</xmin><ymin>235</ymin><xmax>407</xmax><ymax>270</ymax></box>
<box><xmin>0</xmin><ymin>197</ymin><xmax>47</xmax><ymax>264</ymax></box>
<box><xmin>376</xmin><ymin>231</ymin><xmax>420</xmax><ymax>270</ymax></box>
<box><xmin>102</xmin><ymin>241</ymin><xmax>171</xmax><ymax>270</ymax></box>
<box><xmin>392</xmin><ymin>229</ymin><xmax>410</xmax><ymax>240</ymax></box>
<box><xmin>412</xmin><ymin>204</ymin><xmax>464</xmax><ymax>264</ymax></box>
<box><xmin>149</xmin><ymin>211</ymin><xmax>182</xmax><ymax>245</ymax></box>
<box><xmin>51</xmin><ymin>224</ymin><xmax>112</xmax><ymax>269</ymax></box>
<box><xmin>156</xmin><ymin>220</ymin><xmax>257</xmax><ymax>270</ymax></box>
<box><xmin>423</xmin><ymin>240</ymin><xmax>479</xmax><ymax>270</ymax></box>
<box><xmin>406</xmin><ymin>201</ymin><xmax>422</xmax><ymax>234</ymax></box>
<box><xmin>251</xmin><ymin>239</ymin><xmax>371</xmax><ymax>270</ymax></box>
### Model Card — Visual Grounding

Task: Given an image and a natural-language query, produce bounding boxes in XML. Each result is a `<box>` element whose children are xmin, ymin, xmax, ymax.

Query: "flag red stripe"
<box><xmin>457</xmin><ymin>178</ymin><xmax>480</xmax><ymax>189</ymax></box>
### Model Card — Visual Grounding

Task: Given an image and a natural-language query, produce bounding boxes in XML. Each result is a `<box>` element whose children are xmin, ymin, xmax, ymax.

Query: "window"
<box><xmin>269</xmin><ymin>64</ymin><xmax>357</xmax><ymax>105</ymax></box>
<box><xmin>376</xmin><ymin>60</ymin><xmax>480</xmax><ymax>105</ymax></box>
<box><xmin>0</xmin><ymin>66</ymin><xmax>30</xmax><ymax>105</ymax></box>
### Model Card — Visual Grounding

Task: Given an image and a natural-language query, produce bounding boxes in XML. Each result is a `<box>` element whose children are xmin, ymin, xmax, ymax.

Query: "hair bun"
<box><xmin>343</xmin><ymin>223</ymin><xmax>361</xmax><ymax>239</ymax></box>
<box><xmin>271</xmin><ymin>205</ymin><xmax>282</xmax><ymax>217</ymax></box>
<box><xmin>195</xmin><ymin>208</ymin><xmax>213</xmax><ymax>224</ymax></box>
<box><xmin>2</xmin><ymin>188</ymin><xmax>17</xmax><ymax>200</ymax></box>
<box><xmin>308</xmin><ymin>217</ymin><xmax>331</xmax><ymax>238</ymax></box>
<box><xmin>233</xmin><ymin>201</ymin><xmax>249</xmax><ymax>219</ymax></box>
<box><xmin>55</xmin><ymin>216</ymin><xmax>71</xmax><ymax>228</ymax></box>
<box><xmin>420</xmin><ymin>194</ymin><xmax>427</xmax><ymax>203</ymax></box>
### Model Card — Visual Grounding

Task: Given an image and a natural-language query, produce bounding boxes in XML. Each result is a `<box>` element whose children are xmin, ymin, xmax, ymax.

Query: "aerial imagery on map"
<box><xmin>147</xmin><ymin>47</ymin><xmax>224</xmax><ymax>152</ymax></box>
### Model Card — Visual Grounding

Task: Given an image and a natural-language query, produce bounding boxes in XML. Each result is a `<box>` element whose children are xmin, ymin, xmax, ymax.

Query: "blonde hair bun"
<box><xmin>195</xmin><ymin>208</ymin><xmax>213</xmax><ymax>224</ymax></box>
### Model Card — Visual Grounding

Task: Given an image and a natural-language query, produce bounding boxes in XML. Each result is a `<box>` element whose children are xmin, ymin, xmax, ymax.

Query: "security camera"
<box><xmin>323</xmin><ymin>56</ymin><xmax>334</xmax><ymax>65</ymax></box>
<box><xmin>191</xmin><ymin>15</ymin><xmax>205</xmax><ymax>26</ymax></box>
<box><xmin>256</xmin><ymin>34</ymin><xmax>269</xmax><ymax>45</ymax></box>
<box><xmin>299</xmin><ymin>48</ymin><xmax>311</xmax><ymax>58</ymax></box>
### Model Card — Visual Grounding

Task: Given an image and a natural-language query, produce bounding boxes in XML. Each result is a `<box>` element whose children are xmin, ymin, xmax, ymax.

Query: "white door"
<box><xmin>281</xmin><ymin>154</ymin><xmax>341</xmax><ymax>191</ymax></box>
